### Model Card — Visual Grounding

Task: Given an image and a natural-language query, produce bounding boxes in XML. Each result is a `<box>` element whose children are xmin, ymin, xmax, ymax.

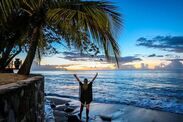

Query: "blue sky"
<box><xmin>115</xmin><ymin>0</ymin><xmax>183</xmax><ymax>56</ymax></box>
<box><xmin>28</xmin><ymin>0</ymin><xmax>183</xmax><ymax>70</ymax></box>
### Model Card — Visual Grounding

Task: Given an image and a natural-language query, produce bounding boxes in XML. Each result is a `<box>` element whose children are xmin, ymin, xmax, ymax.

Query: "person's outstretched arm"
<box><xmin>91</xmin><ymin>73</ymin><xmax>98</xmax><ymax>82</ymax></box>
<box><xmin>73</xmin><ymin>74</ymin><xmax>81</xmax><ymax>83</ymax></box>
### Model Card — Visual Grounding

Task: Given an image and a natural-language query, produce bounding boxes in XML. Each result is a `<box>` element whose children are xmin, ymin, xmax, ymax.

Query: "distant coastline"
<box><xmin>31</xmin><ymin>59</ymin><xmax>183</xmax><ymax>71</ymax></box>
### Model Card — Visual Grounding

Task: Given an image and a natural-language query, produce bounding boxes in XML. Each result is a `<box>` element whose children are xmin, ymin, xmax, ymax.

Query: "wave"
<box><xmin>35</xmin><ymin>70</ymin><xmax>183</xmax><ymax>115</ymax></box>
<box><xmin>46</xmin><ymin>93</ymin><xmax>183</xmax><ymax>114</ymax></box>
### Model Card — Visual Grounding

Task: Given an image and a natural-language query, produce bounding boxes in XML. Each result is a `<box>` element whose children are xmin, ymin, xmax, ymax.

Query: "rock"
<box><xmin>47</xmin><ymin>98</ymin><xmax>70</xmax><ymax>106</ymax></box>
<box><xmin>54</xmin><ymin>110</ymin><xmax>67</xmax><ymax>122</ymax></box>
<box><xmin>65</xmin><ymin>103</ymin><xmax>70</xmax><ymax>106</ymax></box>
<box><xmin>51</xmin><ymin>103</ymin><xmax>56</xmax><ymax>109</ymax></box>
<box><xmin>55</xmin><ymin>105</ymin><xmax>65</xmax><ymax>111</ymax></box>
<box><xmin>68</xmin><ymin>115</ymin><xmax>81</xmax><ymax>122</ymax></box>
<box><xmin>100</xmin><ymin>115</ymin><xmax>112</xmax><ymax>121</ymax></box>
<box><xmin>95</xmin><ymin>117</ymin><xmax>104</xmax><ymax>122</ymax></box>
<box><xmin>64</xmin><ymin>107</ymin><xmax>75</xmax><ymax>113</ymax></box>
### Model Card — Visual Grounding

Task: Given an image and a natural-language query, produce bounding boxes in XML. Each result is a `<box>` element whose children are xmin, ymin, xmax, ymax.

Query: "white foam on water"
<box><xmin>33</xmin><ymin>70</ymin><xmax>183</xmax><ymax>114</ymax></box>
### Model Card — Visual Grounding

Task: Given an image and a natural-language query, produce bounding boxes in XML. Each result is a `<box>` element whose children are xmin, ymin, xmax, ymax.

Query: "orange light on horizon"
<box><xmin>40</xmin><ymin>56</ymin><xmax>170</xmax><ymax>70</ymax></box>
<box><xmin>65</xmin><ymin>62</ymin><xmax>116</xmax><ymax>70</ymax></box>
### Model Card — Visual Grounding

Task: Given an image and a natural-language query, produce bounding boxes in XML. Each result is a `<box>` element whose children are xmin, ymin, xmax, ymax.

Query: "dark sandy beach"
<box><xmin>45</xmin><ymin>95</ymin><xmax>183</xmax><ymax>122</ymax></box>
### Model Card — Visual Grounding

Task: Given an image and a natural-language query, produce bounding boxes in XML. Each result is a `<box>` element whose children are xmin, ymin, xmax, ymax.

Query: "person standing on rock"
<box><xmin>73</xmin><ymin>73</ymin><xmax>98</xmax><ymax>122</ymax></box>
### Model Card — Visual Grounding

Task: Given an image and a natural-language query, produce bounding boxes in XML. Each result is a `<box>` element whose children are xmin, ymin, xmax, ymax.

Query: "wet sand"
<box><xmin>46</xmin><ymin>96</ymin><xmax>183</xmax><ymax>122</ymax></box>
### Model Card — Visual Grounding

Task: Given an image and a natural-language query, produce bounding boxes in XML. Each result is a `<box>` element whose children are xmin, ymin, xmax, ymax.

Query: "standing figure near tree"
<box><xmin>73</xmin><ymin>73</ymin><xmax>98</xmax><ymax>122</ymax></box>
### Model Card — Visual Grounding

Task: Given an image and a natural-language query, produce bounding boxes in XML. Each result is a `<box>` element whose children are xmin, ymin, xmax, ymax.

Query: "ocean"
<box><xmin>32</xmin><ymin>70</ymin><xmax>183</xmax><ymax>114</ymax></box>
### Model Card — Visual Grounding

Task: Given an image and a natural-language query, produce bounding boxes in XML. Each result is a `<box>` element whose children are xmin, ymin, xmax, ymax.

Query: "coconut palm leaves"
<box><xmin>47</xmin><ymin>1</ymin><xmax>122</xmax><ymax>65</ymax></box>
<box><xmin>1</xmin><ymin>0</ymin><xmax>122</xmax><ymax>74</ymax></box>
<box><xmin>0</xmin><ymin>0</ymin><xmax>20</xmax><ymax>24</ymax></box>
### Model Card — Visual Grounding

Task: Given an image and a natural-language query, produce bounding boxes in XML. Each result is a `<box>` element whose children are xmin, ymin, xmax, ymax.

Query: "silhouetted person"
<box><xmin>73</xmin><ymin>73</ymin><xmax>98</xmax><ymax>122</ymax></box>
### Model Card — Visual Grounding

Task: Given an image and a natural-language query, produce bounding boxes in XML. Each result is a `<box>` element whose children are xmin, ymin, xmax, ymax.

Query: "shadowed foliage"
<box><xmin>0</xmin><ymin>0</ymin><xmax>122</xmax><ymax>75</ymax></box>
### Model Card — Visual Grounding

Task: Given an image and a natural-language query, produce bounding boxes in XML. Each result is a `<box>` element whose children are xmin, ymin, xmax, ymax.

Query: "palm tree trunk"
<box><xmin>18</xmin><ymin>27</ymin><xmax>40</xmax><ymax>75</ymax></box>
<box><xmin>0</xmin><ymin>40</ymin><xmax>15</xmax><ymax>70</ymax></box>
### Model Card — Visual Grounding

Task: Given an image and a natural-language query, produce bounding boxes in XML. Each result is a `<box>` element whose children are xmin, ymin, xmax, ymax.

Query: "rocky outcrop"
<box><xmin>0</xmin><ymin>75</ymin><xmax>44</xmax><ymax>122</ymax></box>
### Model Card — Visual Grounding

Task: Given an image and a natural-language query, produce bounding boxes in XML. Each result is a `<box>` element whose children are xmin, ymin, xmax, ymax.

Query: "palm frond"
<box><xmin>1</xmin><ymin>0</ymin><xmax>122</xmax><ymax>68</ymax></box>
<box><xmin>36</xmin><ymin>27</ymin><xmax>46</xmax><ymax>63</ymax></box>
<box><xmin>47</xmin><ymin>0</ymin><xmax>122</xmax><ymax>66</ymax></box>
<box><xmin>22</xmin><ymin>0</ymin><xmax>44</xmax><ymax>14</ymax></box>
<box><xmin>0</xmin><ymin>0</ymin><xmax>21</xmax><ymax>23</ymax></box>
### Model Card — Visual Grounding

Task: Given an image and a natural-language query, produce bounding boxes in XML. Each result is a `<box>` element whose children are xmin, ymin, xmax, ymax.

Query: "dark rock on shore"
<box><xmin>64</xmin><ymin>107</ymin><xmax>75</xmax><ymax>113</ymax></box>
<box><xmin>47</xmin><ymin>97</ymin><xmax>70</xmax><ymax>105</ymax></box>
<box><xmin>100</xmin><ymin>115</ymin><xmax>112</xmax><ymax>121</ymax></box>
<box><xmin>51</xmin><ymin>103</ymin><xmax>56</xmax><ymax>109</ymax></box>
<box><xmin>45</xmin><ymin>95</ymin><xmax>183</xmax><ymax>122</ymax></box>
<box><xmin>68</xmin><ymin>115</ymin><xmax>81</xmax><ymax>122</ymax></box>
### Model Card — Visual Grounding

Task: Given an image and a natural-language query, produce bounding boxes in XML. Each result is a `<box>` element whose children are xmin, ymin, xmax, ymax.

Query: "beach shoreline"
<box><xmin>45</xmin><ymin>95</ymin><xmax>183</xmax><ymax>122</ymax></box>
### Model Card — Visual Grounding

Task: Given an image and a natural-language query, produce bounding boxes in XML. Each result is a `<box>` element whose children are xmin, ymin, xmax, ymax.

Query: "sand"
<box><xmin>46</xmin><ymin>95</ymin><xmax>183</xmax><ymax>122</ymax></box>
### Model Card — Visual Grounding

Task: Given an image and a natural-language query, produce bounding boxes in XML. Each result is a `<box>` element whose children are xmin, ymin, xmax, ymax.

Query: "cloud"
<box><xmin>165</xmin><ymin>54</ymin><xmax>174</xmax><ymax>58</ymax></box>
<box><xmin>166</xmin><ymin>59</ymin><xmax>183</xmax><ymax>62</ymax></box>
<box><xmin>136</xmin><ymin>36</ymin><xmax>183</xmax><ymax>53</ymax></box>
<box><xmin>155</xmin><ymin>59</ymin><xmax>183</xmax><ymax>70</ymax></box>
<box><xmin>134</xmin><ymin>54</ymin><xmax>143</xmax><ymax>57</ymax></box>
<box><xmin>31</xmin><ymin>61</ymin><xmax>71</xmax><ymax>70</ymax></box>
<box><xmin>59</xmin><ymin>51</ymin><xmax>105</xmax><ymax>61</ymax></box>
<box><xmin>120</xmin><ymin>65</ymin><xmax>136</xmax><ymax>70</ymax></box>
<box><xmin>148</xmin><ymin>54</ymin><xmax>164</xmax><ymax>57</ymax></box>
<box><xmin>60</xmin><ymin>51</ymin><xmax>142</xmax><ymax>64</ymax></box>
<box><xmin>118</xmin><ymin>56</ymin><xmax>142</xmax><ymax>64</ymax></box>
<box><xmin>148</xmin><ymin>54</ymin><xmax>156</xmax><ymax>57</ymax></box>
<box><xmin>165</xmin><ymin>54</ymin><xmax>181</xmax><ymax>59</ymax></box>
<box><xmin>165</xmin><ymin>59</ymin><xmax>183</xmax><ymax>70</ymax></box>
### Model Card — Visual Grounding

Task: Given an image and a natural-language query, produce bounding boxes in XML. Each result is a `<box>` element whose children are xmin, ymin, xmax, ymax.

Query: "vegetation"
<box><xmin>0</xmin><ymin>10</ymin><xmax>29</xmax><ymax>70</ymax></box>
<box><xmin>0</xmin><ymin>0</ymin><xmax>122</xmax><ymax>75</ymax></box>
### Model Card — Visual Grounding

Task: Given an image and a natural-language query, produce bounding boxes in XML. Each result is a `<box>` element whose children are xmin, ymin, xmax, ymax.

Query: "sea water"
<box><xmin>32</xmin><ymin>70</ymin><xmax>183</xmax><ymax>114</ymax></box>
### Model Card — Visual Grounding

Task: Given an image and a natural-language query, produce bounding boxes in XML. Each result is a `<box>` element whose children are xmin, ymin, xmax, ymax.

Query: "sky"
<box><xmin>24</xmin><ymin>0</ymin><xmax>183</xmax><ymax>70</ymax></box>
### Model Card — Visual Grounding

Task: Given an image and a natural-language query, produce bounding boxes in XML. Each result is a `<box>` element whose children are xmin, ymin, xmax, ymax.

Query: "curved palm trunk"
<box><xmin>18</xmin><ymin>27</ymin><xmax>40</xmax><ymax>75</ymax></box>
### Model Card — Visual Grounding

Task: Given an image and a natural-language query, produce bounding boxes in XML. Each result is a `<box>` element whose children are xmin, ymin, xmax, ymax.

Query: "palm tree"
<box><xmin>0</xmin><ymin>0</ymin><xmax>122</xmax><ymax>75</ymax></box>
<box><xmin>0</xmin><ymin>9</ymin><xmax>30</xmax><ymax>71</ymax></box>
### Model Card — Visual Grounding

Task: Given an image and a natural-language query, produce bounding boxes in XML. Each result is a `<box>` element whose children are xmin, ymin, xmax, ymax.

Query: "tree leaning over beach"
<box><xmin>0</xmin><ymin>0</ymin><xmax>122</xmax><ymax>75</ymax></box>
<box><xmin>0</xmin><ymin>9</ymin><xmax>30</xmax><ymax>71</ymax></box>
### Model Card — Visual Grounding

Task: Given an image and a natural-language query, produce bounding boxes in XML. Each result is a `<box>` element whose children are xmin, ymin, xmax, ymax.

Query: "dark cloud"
<box><xmin>60</xmin><ymin>51</ymin><xmax>142</xmax><ymax>64</ymax></box>
<box><xmin>118</xmin><ymin>56</ymin><xmax>142</xmax><ymax>64</ymax></box>
<box><xmin>136</xmin><ymin>36</ymin><xmax>183</xmax><ymax>53</ymax></box>
<box><xmin>59</xmin><ymin>51</ymin><xmax>105</xmax><ymax>61</ymax></box>
<box><xmin>165</xmin><ymin>54</ymin><xmax>181</xmax><ymax>58</ymax></box>
<box><xmin>166</xmin><ymin>59</ymin><xmax>183</xmax><ymax>61</ymax></box>
<box><xmin>148</xmin><ymin>54</ymin><xmax>164</xmax><ymax>57</ymax></box>
<box><xmin>157</xmin><ymin>55</ymin><xmax>164</xmax><ymax>57</ymax></box>
<box><xmin>165</xmin><ymin>54</ymin><xmax>174</xmax><ymax>57</ymax></box>
<box><xmin>62</xmin><ymin>52</ymin><xmax>90</xmax><ymax>59</ymax></box>
<box><xmin>134</xmin><ymin>54</ymin><xmax>142</xmax><ymax>57</ymax></box>
<box><xmin>148</xmin><ymin>54</ymin><xmax>156</xmax><ymax>57</ymax></box>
